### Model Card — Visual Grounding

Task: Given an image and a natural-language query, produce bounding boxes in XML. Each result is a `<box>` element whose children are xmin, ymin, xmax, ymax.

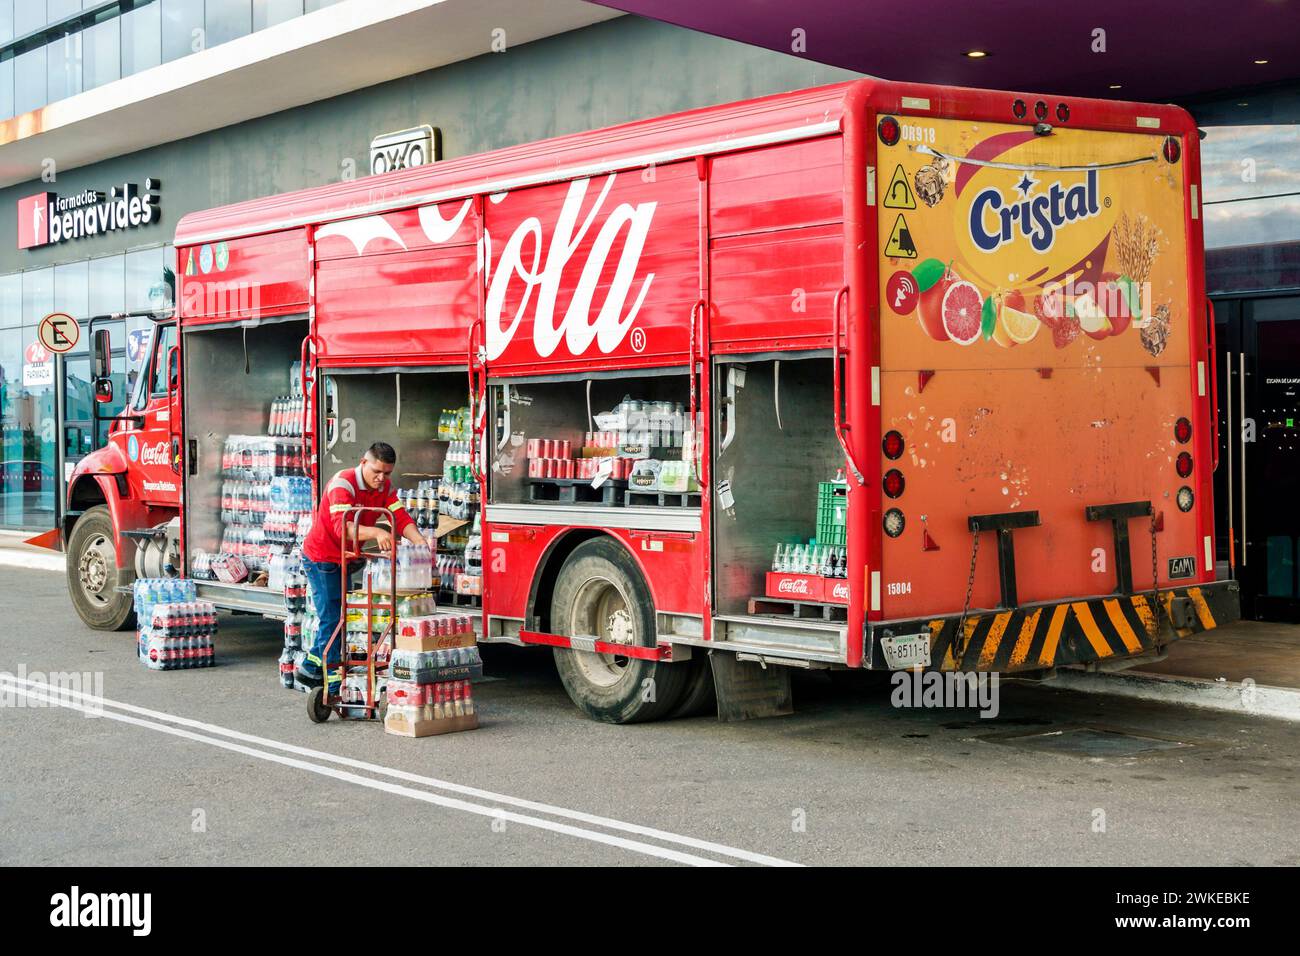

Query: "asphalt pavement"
<box><xmin>2</xmin><ymin>566</ymin><xmax>1298</xmax><ymax>866</ymax></box>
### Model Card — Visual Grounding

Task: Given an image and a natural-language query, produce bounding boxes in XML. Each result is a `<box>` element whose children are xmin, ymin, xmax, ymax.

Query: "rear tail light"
<box><xmin>1055</xmin><ymin>102</ymin><xmax>1070</xmax><ymax>122</ymax></box>
<box><xmin>878</xmin><ymin>116</ymin><xmax>901</xmax><ymax>146</ymax></box>
<box><xmin>882</xmin><ymin>430</ymin><xmax>905</xmax><ymax>460</ymax></box>
<box><xmin>1162</xmin><ymin>136</ymin><xmax>1181</xmax><ymax>164</ymax></box>
<box><xmin>882</xmin><ymin>468</ymin><xmax>905</xmax><ymax>498</ymax></box>
<box><xmin>1177</xmin><ymin>486</ymin><xmax>1195</xmax><ymax>512</ymax></box>
<box><xmin>883</xmin><ymin>508</ymin><xmax>906</xmax><ymax>538</ymax></box>
<box><xmin>1034</xmin><ymin>100</ymin><xmax>1049</xmax><ymax>121</ymax></box>
<box><xmin>1176</xmin><ymin>451</ymin><xmax>1193</xmax><ymax>477</ymax></box>
<box><xmin>1174</xmin><ymin>417</ymin><xmax>1192</xmax><ymax>443</ymax></box>
<box><xmin>1012</xmin><ymin>98</ymin><xmax>1028</xmax><ymax>119</ymax></box>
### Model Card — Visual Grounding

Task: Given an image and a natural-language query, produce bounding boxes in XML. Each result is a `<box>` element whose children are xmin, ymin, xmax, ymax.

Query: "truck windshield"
<box><xmin>129</xmin><ymin>324</ymin><xmax>156</xmax><ymax>410</ymax></box>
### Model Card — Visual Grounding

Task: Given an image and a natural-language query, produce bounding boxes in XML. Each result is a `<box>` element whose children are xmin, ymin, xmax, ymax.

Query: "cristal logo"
<box><xmin>139</xmin><ymin>441</ymin><xmax>169</xmax><ymax>466</ymax></box>
<box><xmin>778</xmin><ymin>578</ymin><xmax>810</xmax><ymax>595</ymax></box>
<box><xmin>969</xmin><ymin>169</ymin><xmax>1100</xmax><ymax>254</ymax></box>
<box><xmin>485</xmin><ymin>173</ymin><xmax>657</xmax><ymax>361</ymax></box>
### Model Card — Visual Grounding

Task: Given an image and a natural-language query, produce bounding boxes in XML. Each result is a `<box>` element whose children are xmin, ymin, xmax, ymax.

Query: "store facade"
<box><xmin>0</xmin><ymin>12</ymin><xmax>858</xmax><ymax>530</ymax></box>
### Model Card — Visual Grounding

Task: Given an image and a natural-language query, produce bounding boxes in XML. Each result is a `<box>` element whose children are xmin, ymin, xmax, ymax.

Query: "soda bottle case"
<box><xmin>137</xmin><ymin>599</ymin><xmax>217</xmax><ymax>670</ymax></box>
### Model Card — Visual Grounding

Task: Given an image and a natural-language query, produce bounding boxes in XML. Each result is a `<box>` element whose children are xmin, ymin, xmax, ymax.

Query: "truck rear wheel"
<box><xmin>550</xmin><ymin>538</ymin><xmax>690</xmax><ymax>724</ymax></box>
<box><xmin>66</xmin><ymin>505</ymin><xmax>136</xmax><ymax>631</ymax></box>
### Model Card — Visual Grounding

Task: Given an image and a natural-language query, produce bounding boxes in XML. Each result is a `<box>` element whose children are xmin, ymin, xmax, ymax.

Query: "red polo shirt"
<box><xmin>302</xmin><ymin>465</ymin><xmax>414</xmax><ymax>563</ymax></box>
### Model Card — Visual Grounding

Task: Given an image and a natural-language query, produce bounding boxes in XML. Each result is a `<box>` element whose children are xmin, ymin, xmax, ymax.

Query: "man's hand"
<box><xmin>371</xmin><ymin>528</ymin><xmax>394</xmax><ymax>554</ymax></box>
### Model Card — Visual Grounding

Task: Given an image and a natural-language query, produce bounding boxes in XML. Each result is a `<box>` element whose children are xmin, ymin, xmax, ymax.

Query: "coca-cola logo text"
<box><xmin>139</xmin><ymin>441</ymin><xmax>170</xmax><ymax>466</ymax></box>
<box><xmin>777</xmin><ymin>578</ymin><xmax>810</xmax><ymax>595</ymax></box>
<box><xmin>484</xmin><ymin>173</ymin><xmax>657</xmax><ymax>361</ymax></box>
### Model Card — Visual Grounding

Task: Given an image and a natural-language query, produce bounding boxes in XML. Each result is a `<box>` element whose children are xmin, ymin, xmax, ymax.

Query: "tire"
<box><xmin>665</xmin><ymin>652</ymin><xmax>717</xmax><ymax>719</ymax></box>
<box><xmin>550</xmin><ymin>538</ymin><xmax>690</xmax><ymax>724</ymax></box>
<box><xmin>307</xmin><ymin>686</ymin><xmax>332</xmax><ymax>723</ymax></box>
<box><xmin>66</xmin><ymin>505</ymin><xmax>136</xmax><ymax>631</ymax></box>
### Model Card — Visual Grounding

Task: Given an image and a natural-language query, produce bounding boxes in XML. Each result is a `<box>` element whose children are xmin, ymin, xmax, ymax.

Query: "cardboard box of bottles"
<box><xmin>383</xmin><ymin>710</ymin><xmax>479</xmax><ymax>738</ymax></box>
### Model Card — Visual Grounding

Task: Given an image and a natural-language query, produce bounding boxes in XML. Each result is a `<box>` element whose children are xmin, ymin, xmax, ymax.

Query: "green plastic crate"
<box><xmin>816</xmin><ymin>480</ymin><xmax>847</xmax><ymax>537</ymax></box>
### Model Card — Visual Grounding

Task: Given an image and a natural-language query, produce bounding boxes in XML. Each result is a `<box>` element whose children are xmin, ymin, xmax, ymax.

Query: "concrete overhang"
<box><xmin>0</xmin><ymin>0</ymin><xmax>622</xmax><ymax>188</ymax></box>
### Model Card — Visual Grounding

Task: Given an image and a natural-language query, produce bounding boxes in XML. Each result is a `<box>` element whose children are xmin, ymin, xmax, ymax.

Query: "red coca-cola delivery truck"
<box><xmin>58</xmin><ymin>78</ymin><xmax>1239</xmax><ymax>722</ymax></box>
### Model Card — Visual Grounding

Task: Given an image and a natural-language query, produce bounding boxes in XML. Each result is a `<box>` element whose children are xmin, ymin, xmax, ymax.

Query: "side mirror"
<box><xmin>93</xmin><ymin>328</ymin><xmax>111</xmax><ymax>379</ymax></box>
<box><xmin>93</xmin><ymin>328</ymin><xmax>113</xmax><ymax>404</ymax></box>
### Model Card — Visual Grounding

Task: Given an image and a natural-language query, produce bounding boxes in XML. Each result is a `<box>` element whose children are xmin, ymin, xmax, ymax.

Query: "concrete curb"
<box><xmin>1053</xmin><ymin>668</ymin><xmax>1300</xmax><ymax>723</ymax></box>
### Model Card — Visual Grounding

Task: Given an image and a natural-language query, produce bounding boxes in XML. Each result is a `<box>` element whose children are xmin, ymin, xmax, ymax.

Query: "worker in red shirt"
<box><xmin>295</xmin><ymin>442</ymin><xmax>428</xmax><ymax>690</ymax></box>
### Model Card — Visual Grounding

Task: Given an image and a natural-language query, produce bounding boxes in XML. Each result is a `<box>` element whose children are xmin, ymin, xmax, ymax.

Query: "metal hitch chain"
<box><xmin>954</xmin><ymin>525</ymin><xmax>980</xmax><ymax>664</ymax></box>
<box><xmin>1148</xmin><ymin>513</ymin><xmax>1160</xmax><ymax>638</ymax></box>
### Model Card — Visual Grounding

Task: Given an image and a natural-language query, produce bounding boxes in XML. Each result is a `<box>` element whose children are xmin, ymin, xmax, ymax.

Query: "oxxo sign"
<box><xmin>370</xmin><ymin>126</ymin><xmax>439</xmax><ymax>176</ymax></box>
<box><xmin>18</xmin><ymin>179</ymin><xmax>160</xmax><ymax>250</ymax></box>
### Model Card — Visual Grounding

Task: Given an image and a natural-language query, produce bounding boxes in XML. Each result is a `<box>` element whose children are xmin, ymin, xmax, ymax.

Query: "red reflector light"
<box><xmin>1163</xmin><ymin>136</ymin><xmax>1181</xmax><ymax>163</ymax></box>
<box><xmin>1055</xmin><ymin>102</ymin><xmax>1070</xmax><ymax>122</ymax></box>
<box><xmin>1034</xmin><ymin>100</ymin><xmax>1049</xmax><ymax>121</ymax></box>
<box><xmin>1176</xmin><ymin>452</ymin><xmax>1193</xmax><ymax>477</ymax></box>
<box><xmin>883</xmin><ymin>468</ymin><xmax>905</xmax><ymax>498</ymax></box>
<box><xmin>882</xmin><ymin>430</ymin><xmax>905</xmax><ymax>460</ymax></box>
<box><xmin>1174</xmin><ymin>417</ymin><xmax>1192</xmax><ymax>443</ymax></box>
<box><xmin>1012</xmin><ymin>98</ymin><xmax>1027</xmax><ymax>119</ymax></box>
<box><xmin>878</xmin><ymin>116</ymin><xmax>900</xmax><ymax>146</ymax></box>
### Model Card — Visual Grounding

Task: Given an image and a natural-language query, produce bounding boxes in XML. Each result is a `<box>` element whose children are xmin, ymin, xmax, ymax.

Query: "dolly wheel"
<box><xmin>307</xmin><ymin>686</ymin><xmax>332</xmax><ymax>723</ymax></box>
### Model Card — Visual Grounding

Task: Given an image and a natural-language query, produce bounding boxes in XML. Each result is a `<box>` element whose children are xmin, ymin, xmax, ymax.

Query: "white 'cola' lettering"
<box><xmin>485</xmin><ymin>174</ymin><xmax>657</xmax><ymax>361</ymax></box>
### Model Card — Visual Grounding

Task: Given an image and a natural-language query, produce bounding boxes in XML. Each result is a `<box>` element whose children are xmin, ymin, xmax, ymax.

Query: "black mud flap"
<box><xmin>710</xmin><ymin>653</ymin><xmax>794</xmax><ymax>721</ymax></box>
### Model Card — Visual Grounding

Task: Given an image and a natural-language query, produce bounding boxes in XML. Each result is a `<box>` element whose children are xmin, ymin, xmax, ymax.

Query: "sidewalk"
<box><xmin>1055</xmin><ymin>619</ymin><xmax>1300</xmax><ymax>722</ymax></box>
<box><xmin>0</xmin><ymin>530</ymin><xmax>66</xmax><ymax>572</ymax></box>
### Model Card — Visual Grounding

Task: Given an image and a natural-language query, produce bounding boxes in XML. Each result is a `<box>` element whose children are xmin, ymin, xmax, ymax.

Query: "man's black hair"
<box><xmin>366</xmin><ymin>442</ymin><xmax>397</xmax><ymax>464</ymax></box>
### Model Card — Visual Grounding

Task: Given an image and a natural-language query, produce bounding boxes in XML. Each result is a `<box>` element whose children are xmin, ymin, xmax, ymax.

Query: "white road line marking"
<box><xmin>2</xmin><ymin>675</ymin><xmax>801</xmax><ymax>867</ymax></box>
<box><xmin>7</xmin><ymin>681</ymin><xmax>729</xmax><ymax>867</ymax></box>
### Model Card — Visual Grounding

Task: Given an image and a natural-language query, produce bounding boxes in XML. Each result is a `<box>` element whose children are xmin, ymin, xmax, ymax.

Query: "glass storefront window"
<box><xmin>83</xmin><ymin>15</ymin><xmax>120</xmax><ymax>92</ymax></box>
<box><xmin>0</xmin><ymin>274</ymin><xmax>20</xmax><ymax>328</ymax></box>
<box><xmin>47</xmin><ymin>30</ymin><xmax>83</xmax><ymax>104</ymax></box>
<box><xmin>254</xmin><ymin>0</ymin><xmax>303</xmax><ymax>30</ymax></box>
<box><xmin>48</xmin><ymin>0</ymin><xmax>79</xmax><ymax>24</ymax></box>
<box><xmin>206</xmin><ymin>0</ymin><xmax>253</xmax><ymax>47</ymax></box>
<box><xmin>15</xmin><ymin>45</ymin><xmax>47</xmax><ymax>115</ymax></box>
<box><xmin>53</xmin><ymin>260</ymin><xmax>88</xmax><ymax>350</ymax></box>
<box><xmin>122</xmin><ymin>2</ymin><xmax>162</xmax><ymax>76</ymax></box>
<box><xmin>14</xmin><ymin>0</ymin><xmax>44</xmax><ymax>38</ymax></box>
<box><xmin>1202</xmin><ymin>125</ymin><xmax>1300</xmax><ymax>250</ymax></box>
<box><xmin>13</xmin><ymin>270</ymin><xmax>55</xmax><ymax>528</ymax></box>
<box><xmin>88</xmin><ymin>254</ymin><xmax>125</xmax><ymax>317</ymax></box>
<box><xmin>1201</xmin><ymin>125</ymin><xmax>1300</xmax><ymax>294</ymax></box>
<box><xmin>0</xmin><ymin>325</ymin><xmax>30</xmax><ymax>528</ymax></box>
<box><xmin>125</xmin><ymin>246</ymin><xmax>172</xmax><ymax>313</ymax></box>
<box><xmin>0</xmin><ymin>55</ymin><xmax>13</xmax><ymax>120</ymax></box>
<box><xmin>162</xmin><ymin>0</ymin><xmax>205</xmax><ymax>62</ymax></box>
<box><xmin>0</xmin><ymin>1</ymin><xmax>13</xmax><ymax>45</ymax></box>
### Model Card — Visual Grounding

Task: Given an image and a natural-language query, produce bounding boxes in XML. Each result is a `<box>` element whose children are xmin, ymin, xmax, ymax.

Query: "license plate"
<box><xmin>880</xmin><ymin>632</ymin><xmax>931</xmax><ymax>670</ymax></box>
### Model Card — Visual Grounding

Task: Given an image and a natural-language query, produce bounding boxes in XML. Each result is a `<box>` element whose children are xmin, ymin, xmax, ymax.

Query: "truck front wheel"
<box><xmin>550</xmin><ymin>538</ymin><xmax>690</xmax><ymax>724</ymax></box>
<box><xmin>67</xmin><ymin>505</ymin><xmax>136</xmax><ymax>631</ymax></box>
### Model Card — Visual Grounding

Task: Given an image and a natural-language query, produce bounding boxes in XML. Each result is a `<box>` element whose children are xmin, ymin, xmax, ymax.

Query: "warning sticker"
<box><xmin>884</xmin><ymin>213</ymin><xmax>917</xmax><ymax>259</ymax></box>
<box><xmin>883</xmin><ymin>164</ymin><xmax>916</xmax><ymax>209</ymax></box>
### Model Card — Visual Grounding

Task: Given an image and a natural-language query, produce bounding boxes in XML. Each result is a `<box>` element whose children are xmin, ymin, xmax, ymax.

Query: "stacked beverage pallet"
<box><xmin>623</xmin><ymin>490</ymin><xmax>702</xmax><ymax>507</ymax></box>
<box><xmin>527</xmin><ymin>477</ymin><xmax>627</xmax><ymax>506</ymax></box>
<box><xmin>747</xmin><ymin>596</ymin><xmax>850</xmax><ymax>623</ymax></box>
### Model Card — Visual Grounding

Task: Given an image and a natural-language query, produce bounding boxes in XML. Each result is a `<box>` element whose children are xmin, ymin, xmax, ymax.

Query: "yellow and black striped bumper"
<box><xmin>865</xmin><ymin>580</ymin><xmax>1240</xmax><ymax>673</ymax></box>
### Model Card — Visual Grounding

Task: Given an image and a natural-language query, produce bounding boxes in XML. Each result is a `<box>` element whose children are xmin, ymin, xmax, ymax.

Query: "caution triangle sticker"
<box><xmin>883</xmin><ymin>164</ymin><xmax>916</xmax><ymax>209</ymax></box>
<box><xmin>884</xmin><ymin>213</ymin><xmax>917</xmax><ymax>259</ymax></box>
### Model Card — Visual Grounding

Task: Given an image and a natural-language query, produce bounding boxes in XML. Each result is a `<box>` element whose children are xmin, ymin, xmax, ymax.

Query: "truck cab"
<box><xmin>64</xmin><ymin>316</ymin><xmax>181</xmax><ymax>629</ymax></box>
